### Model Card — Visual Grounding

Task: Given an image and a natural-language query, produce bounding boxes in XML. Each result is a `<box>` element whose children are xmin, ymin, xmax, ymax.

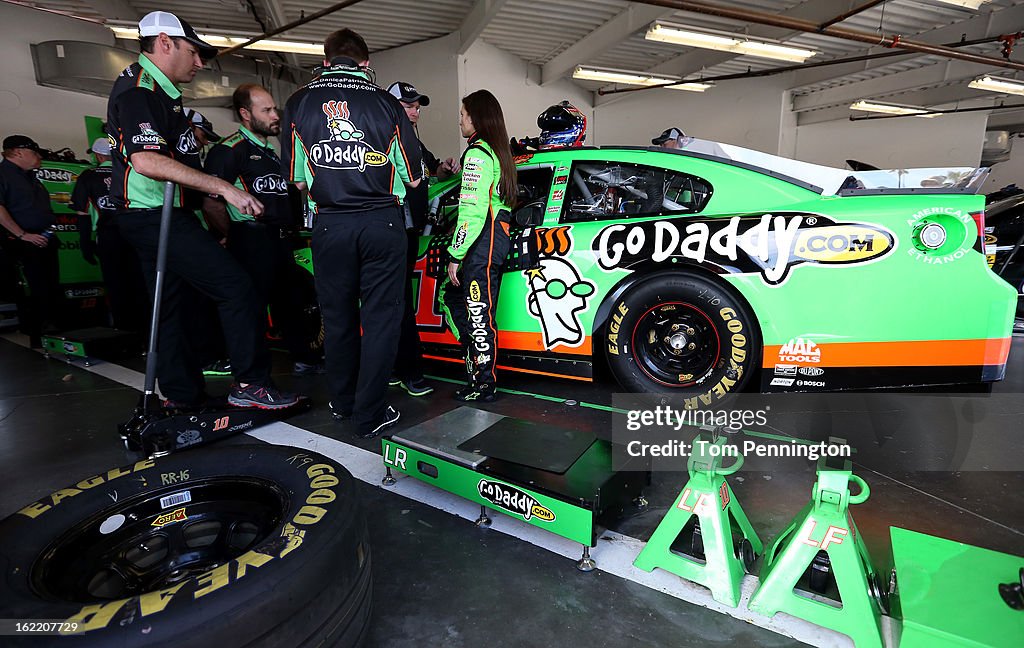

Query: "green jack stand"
<box><xmin>633</xmin><ymin>430</ymin><xmax>762</xmax><ymax>607</ymax></box>
<box><xmin>749</xmin><ymin>438</ymin><xmax>887</xmax><ymax>648</ymax></box>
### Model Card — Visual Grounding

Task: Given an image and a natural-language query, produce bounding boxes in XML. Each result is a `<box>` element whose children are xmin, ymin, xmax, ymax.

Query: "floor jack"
<box><xmin>119</xmin><ymin>183</ymin><xmax>307</xmax><ymax>458</ymax></box>
<box><xmin>748</xmin><ymin>437</ymin><xmax>888</xmax><ymax>648</ymax></box>
<box><xmin>633</xmin><ymin>427</ymin><xmax>762</xmax><ymax>607</ymax></box>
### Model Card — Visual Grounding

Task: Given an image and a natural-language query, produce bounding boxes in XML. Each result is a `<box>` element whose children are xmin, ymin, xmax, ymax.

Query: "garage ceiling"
<box><xmin>11</xmin><ymin>0</ymin><xmax>1024</xmax><ymax>125</ymax></box>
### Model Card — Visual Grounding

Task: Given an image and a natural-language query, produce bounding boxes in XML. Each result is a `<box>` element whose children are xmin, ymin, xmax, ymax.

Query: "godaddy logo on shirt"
<box><xmin>310</xmin><ymin>100</ymin><xmax>388</xmax><ymax>172</ymax></box>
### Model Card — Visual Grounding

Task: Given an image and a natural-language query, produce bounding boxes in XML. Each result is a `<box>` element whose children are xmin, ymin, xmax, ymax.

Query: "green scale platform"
<box><xmin>381</xmin><ymin>407</ymin><xmax>649</xmax><ymax>568</ymax></box>
<box><xmin>891</xmin><ymin>527</ymin><xmax>1024</xmax><ymax>648</ymax></box>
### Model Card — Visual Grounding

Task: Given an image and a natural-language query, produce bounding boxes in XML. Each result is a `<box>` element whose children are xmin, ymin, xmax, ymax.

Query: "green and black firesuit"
<box><xmin>441</xmin><ymin>136</ymin><xmax>511</xmax><ymax>392</ymax></box>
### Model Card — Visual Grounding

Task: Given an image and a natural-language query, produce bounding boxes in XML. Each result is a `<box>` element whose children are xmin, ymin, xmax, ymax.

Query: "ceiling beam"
<box><xmin>645</xmin><ymin>1</ymin><xmax>861</xmax><ymax>78</ymax></box>
<box><xmin>796</xmin><ymin>85</ymin><xmax>1002</xmax><ymax>125</ymax></box>
<box><xmin>458</xmin><ymin>0</ymin><xmax>509</xmax><ymax>55</ymax></box>
<box><xmin>260</xmin><ymin>0</ymin><xmax>301</xmax><ymax>69</ymax></box>
<box><xmin>789</xmin><ymin>3</ymin><xmax>1024</xmax><ymax>90</ymax></box>
<box><xmin>81</xmin><ymin>0</ymin><xmax>138</xmax><ymax>22</ymax></box>
<box><xmin>792</xmin><ymin>59</ymin><xmax>993</xmax><ymax>113</ymax></box>
<box><xmin>540</xmin><ymin>4</ymin><xmax>674</xmax><ymax>86</ymax></box>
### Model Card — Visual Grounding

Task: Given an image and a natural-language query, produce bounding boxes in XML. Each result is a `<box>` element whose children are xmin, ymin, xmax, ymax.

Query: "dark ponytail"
<box><xmin>462</xmin><ymin>90</ymin><xmax>518</xmax><ymax>207</ymax></box>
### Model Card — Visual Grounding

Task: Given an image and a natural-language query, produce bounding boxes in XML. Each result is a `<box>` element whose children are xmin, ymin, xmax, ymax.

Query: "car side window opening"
<box><xmin>562</xmin><ymin>161</ymin><xmax>712</xmax><ymax>223</ymax></box>
<box><xmin>431</xmin><ymin>166</ymin><xmax>554</xmax><ymax>231</ymax></box>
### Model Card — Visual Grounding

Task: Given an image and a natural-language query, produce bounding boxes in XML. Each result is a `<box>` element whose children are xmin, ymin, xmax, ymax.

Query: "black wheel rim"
<box><xmin>31</xmin><ymin>477</ymin><xmax>286</xmax><ymax>603</ymax></box>
<box><xmin>631</xmin><ymin>301</ymin><xmax>721</xmax><ymax>388</ymax></box>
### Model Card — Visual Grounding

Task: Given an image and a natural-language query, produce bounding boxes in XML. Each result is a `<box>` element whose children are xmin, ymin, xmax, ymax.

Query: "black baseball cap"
<box><xmin>2</xmin><ymin>135</ymin><xmax>43</xmax><ymax>154</ymax></box>
<box><xmin>187</xmin><ymin>109</ymin><xmax>221</xmax><ymax>140</ymax></box>
<box><xmin>138</xmin><ymin>11</ymin><xmax>218</xmax><ymax>60</ymax></box>
<box><xmin>652</xmin><ymin>127</ymin><xmax>685</xmax><ymax>145</ymax></box>
<box><xmin>387</xmin><ymin>81</ymin><xmax>430</xmax><ymax>106</ymax></box>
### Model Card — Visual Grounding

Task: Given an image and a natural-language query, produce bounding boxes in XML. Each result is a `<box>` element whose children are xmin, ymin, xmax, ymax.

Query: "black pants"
<box><xmin>2</xmin><ymin>237</ymin><xmax>59</xmax><ymax>344</ymax></box>
<box><xmin>96</xmin><ymin>222</ymin><xmax>148</xmax><ymax>331</ymax></box>
<box><xmin>228</xmin><ymin>221</ymin><xmax>319</xmax><ymax>365</ymax></box>
<box><xmin>312</xmin><ymin>207</ymin><xmax>405</xmax><ymax>432</ymax></box>
<box><xmin>442</xmin><ymin>214</ymin><xmax>510</xmax><ymax>389</ymax></box>
<box><xmin>393</xmin><ymin>227</ymin><xmax>426</xmax><ymax>381</ymax></box>
<box><xmin>119</xmin><ymin>209</ymin><xmax>270</xmax><ymax>403</ymax></box>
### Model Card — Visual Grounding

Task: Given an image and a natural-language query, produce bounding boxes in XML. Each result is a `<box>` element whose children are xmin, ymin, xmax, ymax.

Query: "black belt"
<box><xmin>232</xmin><ymin>221</ymin><xmax>296</xmax><ymax>238</ymax></box>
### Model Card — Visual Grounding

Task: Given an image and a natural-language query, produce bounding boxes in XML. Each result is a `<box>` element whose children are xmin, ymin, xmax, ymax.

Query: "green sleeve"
<box><xmin>447</xmin><ymin>149</ymin><xmax>494</xmax><ymax>260</ymax></box>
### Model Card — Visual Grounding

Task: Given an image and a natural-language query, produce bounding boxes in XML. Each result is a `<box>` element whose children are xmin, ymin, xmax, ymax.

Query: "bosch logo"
<box><xmin>253</xmin><ymin>174</ymin><xmax>288</xmax><ymax>194</ymax></box>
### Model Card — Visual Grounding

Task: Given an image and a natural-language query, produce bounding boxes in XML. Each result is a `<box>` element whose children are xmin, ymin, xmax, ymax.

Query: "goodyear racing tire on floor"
<box><xmin>605</xmin><ymin>271</ymin><xmax>760</xmax><ymax>404</ymax></box>
<box><xmin>0</xmin><ymin>445</ymin><xmax>371</xmax><ymax>647</ymax></box>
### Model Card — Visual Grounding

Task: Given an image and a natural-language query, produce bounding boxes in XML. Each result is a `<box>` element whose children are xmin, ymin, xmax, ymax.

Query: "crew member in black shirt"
<box><xmin>282</xmin><ymin>28</ymin><xmax>422</xmax><ymax>438</ymax></box>
<box><xmin>204</xmin><ymin>83</ymin><xmax>323</xmax><ymax>375</ymax></box>
<box><xmin>107</xmin><ymin>10</ymin><xmax>298</xmax><ymax>410</ymax></box>
<box><xmin>385</xmin><ymin>81</ymin><xmax>460</xmax><ymax>398</ymax></box>
<box><xmin>0</xmin><ymin>135</ymin><xmax>58</xmax><ymax>347</ymax></box>
<box><xmin>71</xmin><ymin>136</ymin><xmax>146</xmax><ymax>331</ymax></box>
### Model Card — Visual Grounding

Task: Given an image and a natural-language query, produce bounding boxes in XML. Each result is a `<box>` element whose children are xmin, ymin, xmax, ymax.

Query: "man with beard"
<box><xmin>203</xmin><ymin>83</ymin><xmax>323</xmax><ymax>375</ymax></box>
<box><xmin>108</xmin><ymin>12</ymin><xmax>299</xmax><ymax>410</ymax></box>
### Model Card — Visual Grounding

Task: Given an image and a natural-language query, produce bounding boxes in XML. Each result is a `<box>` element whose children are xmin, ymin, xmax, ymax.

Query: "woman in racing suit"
<box><xmin>442</xmin><ymin>90</ymin><xmax>518</xmax><ymax>402</ymax></box>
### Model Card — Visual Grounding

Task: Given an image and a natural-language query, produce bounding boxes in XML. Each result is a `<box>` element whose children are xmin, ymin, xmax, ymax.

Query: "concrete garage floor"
<box><xmin>1</xmin><ymin>334</ymin><xmax>1022</xmax><ymax>647</ymax></box>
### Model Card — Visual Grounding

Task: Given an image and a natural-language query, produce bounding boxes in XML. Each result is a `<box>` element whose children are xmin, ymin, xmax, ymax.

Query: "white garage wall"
<box><xmin>794</xmin><ymin>112</ymin><xmax>988</xmax><ymax>170</ymax></box>
<box><xmin>983</xmin><ymin>137</ymin><xmax>1024</xmax><ymax>192</ymax></box>
<box><xmin>0</xmin><ymin>2</ymin><xmax>114</xmax><ymax>154</ymax></box>
<box><xmin>460</xmin><ymin>40</ymin><xmax>594</xmax><ymax>147</ymax></box>
<box><xmin>369</xmin><ymin>33</ymin><xmax>462</xmax><ymax>163</ymax></box>
<box><xmin>591</xmin><ymin>76</ymin><xmax>789</xmax><ymax>152</ymax></box>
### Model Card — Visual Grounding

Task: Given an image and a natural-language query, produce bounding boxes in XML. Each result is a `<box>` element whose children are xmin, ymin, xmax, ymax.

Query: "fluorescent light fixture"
<box><xmin>969</xmin><ymin>75</ymin><xmax>1024</xmax><ymax>96</ymax></box>
<box><xmin>109</xmin><ymin>26</ymin><xmax>323</xmax><ymax>56</ymax></box>
<box><xmin>933</xmin><ymin>0</ymin><xmax>989</xmax><ymax>9</ymax></box>
<box><xmin>646</xmin><ymin>23</ymin><xmax>817</xmax><ymax>63</ymax></box>
<box><xmin>572</xmin><ymin>66</ymin><xmax>712</xmax><ymax>92</ymax></box>
<box><xmin>850</xmin><ymin>100</ymin><xmax>938</xmax><ymax>118</ymax></box>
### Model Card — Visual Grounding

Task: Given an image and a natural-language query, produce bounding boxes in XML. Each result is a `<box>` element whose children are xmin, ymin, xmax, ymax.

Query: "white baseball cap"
<box><xmin>89</xmin><ymin>137</ymin><xmax>111</xmax><ymax>156</ymax></box>
<box><xmin>138</xmin><ymin>11</ymin><xmax>217</xmax><ymax>59</ymax></box>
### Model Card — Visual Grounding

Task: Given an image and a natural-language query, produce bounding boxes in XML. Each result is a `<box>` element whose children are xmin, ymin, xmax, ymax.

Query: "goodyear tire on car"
<box><xmin>0</xmin><ymin>445</ymin><xmax>371</xmax><ymax>648</ymax></box>
<box><xmin>605</xmin><ymin>272</ymin><xmax>760</xmax><ymax>405</ymax></box>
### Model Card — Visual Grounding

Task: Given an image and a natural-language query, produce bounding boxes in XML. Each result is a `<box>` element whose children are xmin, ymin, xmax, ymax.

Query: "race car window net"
<box><xmin>424</xmin><ymin>166</ymin><xmax>554</xmax><ymax>278</ymax></box>
<box><xmin>560</xmin><ymin>161</ymin><xmax>712</xmax><ymax>223</ymax></box>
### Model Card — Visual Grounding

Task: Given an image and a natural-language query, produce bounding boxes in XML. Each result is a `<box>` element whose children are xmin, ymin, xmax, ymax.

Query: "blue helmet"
<box><xmin>538</xmin><ymin>101</ymin><xmax>586</xmax><ymax>150</ymax></box>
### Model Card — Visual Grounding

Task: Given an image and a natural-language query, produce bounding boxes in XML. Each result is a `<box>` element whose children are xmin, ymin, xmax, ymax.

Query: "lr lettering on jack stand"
<box><xmin>676</xmin><ymin>488</ymin><xmax>712</xmax><ymax>514</ymax></box>
<box><xmin>383</xmin><ymin>444</ymin><xmax>407</xmax><ymax>470</ymax></box>
<box><xmin>799</xmin><ymin>519</ymin><xmax>848</xmax><ymax>550</ymax></box>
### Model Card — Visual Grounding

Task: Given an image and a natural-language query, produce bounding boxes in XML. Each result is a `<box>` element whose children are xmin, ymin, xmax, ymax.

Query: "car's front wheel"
<box><xmin>604</xmin><ymin>272</ymin><xmax>760</xmax><ymax>401</ymax></box>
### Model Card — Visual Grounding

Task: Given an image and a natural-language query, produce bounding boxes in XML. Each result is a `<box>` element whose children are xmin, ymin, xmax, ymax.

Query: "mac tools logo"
<box><xmin>310</xmin><ymin>100</ymin><xmax>389</xmax><ymax>171</ymax></box>
<box><xmin>593</xmin><ymin>214</ymin><xmax>895</xmax><ymax>285</ymax></box>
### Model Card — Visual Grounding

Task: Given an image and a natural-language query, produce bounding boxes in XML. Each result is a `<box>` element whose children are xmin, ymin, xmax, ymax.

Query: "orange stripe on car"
<box><xmin>423</xmin><ymin>355</ymin><xmax>591</xmax><ymax>382</ymax></box>
<box><xmin>419</xmin><ymin>330</ymin><xmax>592</xmax><ymax>356</ymax></box>
<box><xmin>761</xmin><ymin>338</ymin><xmax>1011</xmax><ymax>368</ymax></box>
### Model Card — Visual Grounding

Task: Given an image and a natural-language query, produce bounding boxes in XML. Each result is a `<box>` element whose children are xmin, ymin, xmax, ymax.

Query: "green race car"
<box><xmin>398</xmin><ymin>139</ymin><xmax>1014</xmax><ymax>404</ymax></box>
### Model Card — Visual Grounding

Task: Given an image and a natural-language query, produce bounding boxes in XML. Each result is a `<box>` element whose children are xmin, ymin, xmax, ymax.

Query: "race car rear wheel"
<box><xmin>0</xmin><ymin>445</ymin><xmax>371</xmax><ymax>648</ymax></box>
<box><xmin>604</xmin><ymin>272</ymin><xmax>759</xmax><ymax>400</ymax></box>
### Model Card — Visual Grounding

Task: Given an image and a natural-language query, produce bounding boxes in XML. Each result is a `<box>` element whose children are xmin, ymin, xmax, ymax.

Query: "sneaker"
<box><xmin>400</xmin><ymin>377</ymin><xmax>434</xmax><ymax>397</ymax></box>
<box><xmin>329</xmin><ymin>400</ymin><xmax>352</xmax><ymax>420</ymax></box>
<box><xmin>293</xmin><ymin>361</ymin><xmax>326</xmax><ymax>376</ymax></box>
<box><xmin>358</xmin><ymin>404</ymin><xmax>400</xmax><ymax>438</ymax></box>
<box><xmin>453</xmin><ymin>385</ymin><xmax>497</xmax><ymax>403</ymax></box>
<box><xmin>202</xmin><ymin>359</ymin><xmax>232</xmax><ymax>376</ymax></box>
<box><xmin>388</xmin><ymin>376</ymin><xmax>402</xmax><ymax>387</ymax></box>
<box><xmin>228</xmin><ymin>383</ymin><xmax>300</xmax><ymax>410</ymax></box>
